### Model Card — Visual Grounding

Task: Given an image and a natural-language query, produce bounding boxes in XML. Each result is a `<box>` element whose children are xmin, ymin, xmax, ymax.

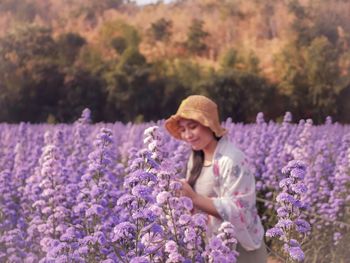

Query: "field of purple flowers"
<box><xmin>0</xmin><ymin>109</ymin><xmax>349</xmax><ymax>263</ymax></box>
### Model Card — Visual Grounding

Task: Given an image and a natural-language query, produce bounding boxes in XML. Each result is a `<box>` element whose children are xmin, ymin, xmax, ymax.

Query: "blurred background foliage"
<box><xmin>0</xmin><ymin>0</ymin><xmax>349</xmax><ymax>123</ymax></box>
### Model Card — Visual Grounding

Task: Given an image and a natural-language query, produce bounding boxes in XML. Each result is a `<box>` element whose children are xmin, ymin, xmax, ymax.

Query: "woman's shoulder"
<box><xmin>214</xmin><ymin>137</ymin><xmax>245</xmax><ymax>166</ymax></box>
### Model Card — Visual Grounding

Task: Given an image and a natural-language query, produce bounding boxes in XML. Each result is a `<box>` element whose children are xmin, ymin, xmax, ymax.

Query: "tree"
<box><xmin>0</xmin><ymin>0</ymin><xmax>37</xmax><ymax>22</ymax></box>
<box><xmin>274</xmin><ymin>41</ymin><xmax>312</xmax><ymax>120</ymax></box>
<box><xmin>220</xmin><ymin>48</ymin><xmax>238</xmax><ymax>69</ymax></box>
<box><xmin>304</xmin><ymin>36</ymin><xmax>346</xmax><ymax>121</ymax></box>
<box><xmin>0</xmin><ymin>25</ymin><xmax>57</xmax><ymax>67</ymax></box>
<box><xmin>337</xmin><ymin>85</ymin><xmax>350</xmax><ymax>122</ymax></box>
<box><xmin>71</xmin><ymin>0</ymin><xmax>124</xmax><ymax>24</ymax></box>
<box><xmin>99</xmin><ymin>20</ymin><xmax>142</xmax><ymax>55</ymax></box>
<box><xmin>103</xmin><ymin>46</ymin><xmax>152</xmax><ymax>122</ymax></box>
<box><xmin>198</xmin><ymin>69</ymin><xmax>276</xmax><ymax>122</ymax></box>
<box><xmin>56</xmin><ymin>32</ymin><xmax>87</xmax><ymax>65</ymax></box>
<box><xmin>57</xmin><ymin>68</ymin><xmax>107</xmax><ymax>122</ymax></box>
<box><xmin>111</xmin><ymin>36</ymin><xmax>128</xmax><ymax>54</ymax></box>
<box><xmin>148</xmin><ymin>18</ymin><xmax>173</xmax><ymax>42</ymax></box>
<box><xmin>274</xmin><ymin>34</ymin><xmax>347</xmax><ymax>123</ymax></box>
<box><xmin>288</xmin><ymin>0</ymin><xmax>345</xmax><ymax>47</ymax></box>
<box><xmin>0</xmin><ymin>25</ymin><xmax>63</xmax><ymax>122</ymax></box>
<box><xmin>184</xmin><ymin>19</ymin><xmax>209</xmax><ymax>55</ymax></box>
<box><xmin>220</xmin><ymin>48</ymin><xmax>260</xmax><ymax>74</ymax></box>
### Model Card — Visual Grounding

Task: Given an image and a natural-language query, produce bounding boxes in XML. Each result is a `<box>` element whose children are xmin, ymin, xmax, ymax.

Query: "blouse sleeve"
<box><xmin>212</xmin><ymin>155</ymin><xmax>264</xmax><ymax>251</ymax></box>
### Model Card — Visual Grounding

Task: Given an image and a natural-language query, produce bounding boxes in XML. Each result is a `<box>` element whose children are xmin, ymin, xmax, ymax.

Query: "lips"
<box><xmin>188</xmin><ymin>139</ymin><xmax>199</xmax><ymax>144</ymax></box>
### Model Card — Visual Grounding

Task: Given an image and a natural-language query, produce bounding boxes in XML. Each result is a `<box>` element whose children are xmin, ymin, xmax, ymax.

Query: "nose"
<box><xmin>181</xmin><ymin>128</ymin><xmax>193</xmax><ymax>141</ymax></box>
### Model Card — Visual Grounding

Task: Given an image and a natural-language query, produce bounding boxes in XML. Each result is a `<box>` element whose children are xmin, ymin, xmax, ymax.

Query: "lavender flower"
<box><xmin>0</xmin><ymin>113</ymin><xmax>348</xmax><ymax>262</ymax></box>
<box><xmin>266</xmin><ymin>160</ymin><xmax>311</xmax><ymax>262</ymax></box>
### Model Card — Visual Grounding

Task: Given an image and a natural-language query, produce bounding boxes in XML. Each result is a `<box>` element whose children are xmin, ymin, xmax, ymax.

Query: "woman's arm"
<box><xmin>180</xmin><ymin>179</ymin><xmax>221</xmax><ymax>219</ymax></box>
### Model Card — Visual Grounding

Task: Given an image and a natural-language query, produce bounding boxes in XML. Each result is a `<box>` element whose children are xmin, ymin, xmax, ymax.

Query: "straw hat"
<box><xmin>165</xmin><ymin>95</ymin><xmax>227</xmax><ymax>140</ymax></box>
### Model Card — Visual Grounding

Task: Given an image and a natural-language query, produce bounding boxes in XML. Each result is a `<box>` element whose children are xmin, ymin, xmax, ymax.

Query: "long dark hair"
<box><xmin>188</xmin><ymin>134</ymin><xmax>221</xmax><ymax>188</ymax></box>
<box><xmin>188</xmin><ymin>150</ymin><xmax>204</xmax><ymax>188</ymax></box>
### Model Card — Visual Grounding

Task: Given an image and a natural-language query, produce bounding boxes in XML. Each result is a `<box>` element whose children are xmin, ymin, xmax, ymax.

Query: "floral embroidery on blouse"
<box><xmin>213</xmin><ymin>161</ymin><xmax>220</xmax><ymax>177</ymax></box>
<box><xmin>231</xmin><ymin>165</ymin><xmax>241</xmax><ymax>178</ymax></box>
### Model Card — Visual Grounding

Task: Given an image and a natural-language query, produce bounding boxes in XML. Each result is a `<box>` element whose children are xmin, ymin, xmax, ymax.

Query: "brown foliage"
<box><xmin>1</xmin><ymin>0</ymin><xmax>350</xmax><ymax>81</ymax></box>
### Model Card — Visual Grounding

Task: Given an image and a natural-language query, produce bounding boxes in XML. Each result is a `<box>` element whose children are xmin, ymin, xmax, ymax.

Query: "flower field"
<box><xmin>0</xmin><ymin>109</ymin><xmax>349</xmax><ymax>263</ymax></box>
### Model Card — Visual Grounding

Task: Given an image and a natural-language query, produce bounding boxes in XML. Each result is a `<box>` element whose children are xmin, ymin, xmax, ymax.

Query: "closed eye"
<box><xmin>189</xmin><ymin>123</ymin><xmax>198</xmax><ymax>129</ymax></box>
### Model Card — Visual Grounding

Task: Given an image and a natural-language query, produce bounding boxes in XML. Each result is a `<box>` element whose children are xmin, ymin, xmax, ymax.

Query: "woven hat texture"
<box><xmin>165</xmin><ymin>95</ymin><xmax>227</xmax><ymax>140</ymax></box>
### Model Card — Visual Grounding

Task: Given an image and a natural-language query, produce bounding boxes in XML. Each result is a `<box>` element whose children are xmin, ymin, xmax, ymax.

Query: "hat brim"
<box><xmin>165</xmin><ymin>111</ymin><xmax>227</xmax><ymax>140</ymax></box>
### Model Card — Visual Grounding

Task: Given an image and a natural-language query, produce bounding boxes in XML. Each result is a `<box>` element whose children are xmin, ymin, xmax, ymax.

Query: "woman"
<box><xmin>165</xmin><ymin>95</ymin><xmax>267</xmax><ymax>263</ymax></box>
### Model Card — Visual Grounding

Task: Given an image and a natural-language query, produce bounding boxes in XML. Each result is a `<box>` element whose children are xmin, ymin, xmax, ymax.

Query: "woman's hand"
<box><xmin>179</xmin><ymin>179</ymin><xmax>221</xmax><ymax>219</ymax></box>
<box><xmin>180</xmin><ymin>179</ymin><xmax>197</xmax><ymax>200</ymax></box>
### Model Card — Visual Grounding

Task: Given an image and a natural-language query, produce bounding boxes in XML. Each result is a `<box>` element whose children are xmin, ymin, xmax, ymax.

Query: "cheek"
<box><xmin>197</xmin><ymin>127</ymin><xmax>212</xmax><ymax>139</ymax></box>
<box><xmin>179</xmin><ymin>131</ymin><xmax>185</xmax><ymax>140</ymax></box>
<box><xmin>199</xmin><ymin>129</ymin><xmax>215</xmax><ymax>145</ymax></box>
<box><xmin>203</xmin><ymin>133</ymin><xmax>214</xmax><ymax>144</ymax></box>
<box><xmin>191</xmin><ymin>128</ymin><xmax>201</xmax><ymax>137</ymax></box>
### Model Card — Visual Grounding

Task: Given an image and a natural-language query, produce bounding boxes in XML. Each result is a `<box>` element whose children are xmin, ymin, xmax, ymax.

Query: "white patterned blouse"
<box><xmin>186</xmin><ymin>136</ymin><xmax>265</xmax><ymax>251</ymax></box>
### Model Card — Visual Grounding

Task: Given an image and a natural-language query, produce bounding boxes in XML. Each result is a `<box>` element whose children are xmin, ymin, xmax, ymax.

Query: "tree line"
<box><xmin>0</xmin><ymin>1</ymin><xmax>349</xmax><ymax>124</ymax></box>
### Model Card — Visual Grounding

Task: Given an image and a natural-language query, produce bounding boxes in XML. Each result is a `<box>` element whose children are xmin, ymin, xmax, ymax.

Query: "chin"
<box><xmin>191</xmin><ymin>145</ymin><xmax>203</xmax><ymax>151</ymax></box>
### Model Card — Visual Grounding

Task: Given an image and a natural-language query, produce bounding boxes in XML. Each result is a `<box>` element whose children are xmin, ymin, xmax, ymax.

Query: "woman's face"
<box><xmin>178</xmin><ymin>118</ymin><xmax>215</xmax><ymax>151</ymax></box>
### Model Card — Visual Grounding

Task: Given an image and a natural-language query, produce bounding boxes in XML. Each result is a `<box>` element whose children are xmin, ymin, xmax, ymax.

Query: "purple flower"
<box><xmin>282</xmin><ymin>160</ymin><xmax>307</xmax><ymax>174</ymax></box>
<box><xmin>179</xmin><ymin>196</ymin><xmax>193</xmax><ymax>211</ymax></box>
<box><xmin>192</xmin><ymin>214</ymin><xmax>207</xmax><ymax>228</ymax></box>
<box><xmin>208</xmin><ymin>237</ymin><xmax>222</xmax><ymax>250</ymax></box>
<box><xmin>78</xmin><ymin>245</ymin><xmax>89</xmax><ymax>255</ymax></box>
<box><xmin>294</xmin><ymin>219</ymin><xmax>311</xmax><ymax>233</ymax></box>
<box><xmin>86</xmin><ymin>204</ymin><xmax>104</xmax><ymax>217</ymax></box>
<box><xmin>130</xmin><ymin>256</ymin><xmax>150</xmax><ymax>263</ymax></box>
<box><xmin>131</xmin><ymin>185</ymin><xmax>152</xmax><ymax>199</ymax></box>
<box><xmin>218</xmin><ymin>222</ymin><xmax>236</xmax><ymax>235</ymax></box>
<box><xmin>125</xmin><ymin>170</ymin><xmax>157</xmax><ymax>187</ymax></box>
<box><xmin>288</xmin><ymin>245</ymin><xmax>305</xmax><ymax>262</ymax></box>
<box><xmin>39</xmin><ymin>237</ymin><xmax>55</xmax><ymax>252</ymax></box>
<box><xmin>117</xmin><ymin>194</ymin><xmax>136</xmax><ymax>206</ymax></box>
<box><xmin>169</xmin><ymin>181</ymin><xmax>182</xmax><ymax>191</ymax></box>
<box><xmin>276</xmin><ymin>193</ymin><xmax>296</xmax><ymax>204</ymax></box>
<box><xmin>168</xmin><ymin>197</ymin><xmax>181</xmax><ymax>210</ymax></box>
<box><xmin>132</xmin><ymin>208</ymin><xmax>156</xmax><ymax>221</ymax></box>
<box><xmin>149</xmin><ymin>205</ymin><xmax>162</xmax><ymax>216</ymax></box>
<box><xmin>289</xmin><ymin>239</ymin><xmax>300</xmax><ymax>247</ymax></box>
<box><xmin>91</xmin><ymin>184</ymin><xmax>102</xmax><ymax>198</ymax></box>
<box><xmin>266</xmin><ymin>227</ymin><xmax>284</xmax><ymax>237</ymax></box>
<box><xmin>61</xmin><ymin>227</ymin><xmax>78</xmax><ymax>242</ymax></box>
<box><xmin>279</xmin><ymin>178</ymin><xmax>293</xmax><ymax>188</ymax></box>
<box><xmin>94</xmin><ymin>231</ymin><xmax>107</xmax><ymax>246</ymax></box>
<box><xmin>156</xmin><ymin>191</ymin><xmax>171</xmax><ymax>204</ymax></box>
<box><xmin>290</xmin><ymin>183</ymin><xmax>307</xmax><ymax>194</ymax></box>
<box><xmin>276</xmin><ymin>219</ymin><xmax>293</xmax><ymax>228</ymax></box>
<box><xmin>290</xmin><ymin>168</ymin><xmax>306</xmax><ymax>180</ymax></box>
<box><xmin>113</xmin><ymin>222</ymin><xmax>136</xmax><ymax>242</ymax></box>
<box><xmin>165</xmin><ymin>240</ymin><xmax>177</xmax><ymax>253</ymax></box>
<box><xmin>167</xmin><ymin>251</ymin><xmax>184</xmax><ymax>262</ymax></box>
<box><xmin>140</xmin><ymin>232</ymin><xmax>163</xmax><ymax>253</ymax></box>
<box><xmin>276</xmin><ymin>207</ymin><xmax>289</xmax><ymax>217</ymax></box>
<box><xmin>179</xmin><ymin>214</ymin><xmax>191</xmax><ymax>225</ymax></box>
<box><xmin>184</xmin><ymin>228</ymin><xmax>196</xmax><ymax>242</ymax></box>
<box><xmin>267</xmin><ymin>158</ymin><xmax>310</xmax><ymax>262</ymax></box>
